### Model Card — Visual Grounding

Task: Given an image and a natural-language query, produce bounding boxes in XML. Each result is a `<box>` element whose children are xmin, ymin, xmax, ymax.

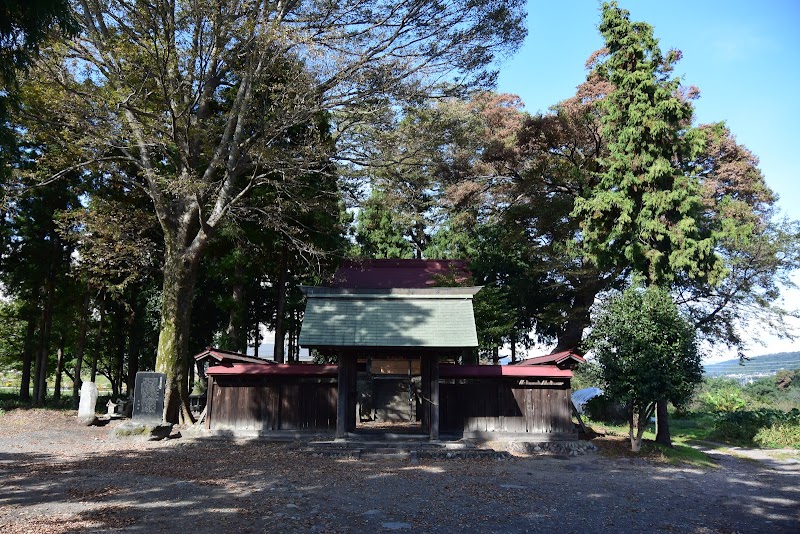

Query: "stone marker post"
<box><xmin>77</xmin><ymin>381</ymin><xmax>99</xmax><ymax>426</ymax></box>
<box><xmin>132</xmin><ymin>372</ymin><xmax>166</xmax><ymax>424</ymax></box>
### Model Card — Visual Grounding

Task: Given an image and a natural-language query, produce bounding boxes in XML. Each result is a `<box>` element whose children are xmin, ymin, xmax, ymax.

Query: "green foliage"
<box><xmin>0</xmin><ymin>0</ymin><xmax>76</xmax><ymax>84</ymax></box>
<box><xmin>710</xmin><ymin>409</ymin><xmax>800</xmax><ymax>448</ymax></box>
<box><xmin>468</xmin><ymin>223</ymin><xmax>543</xmax><ymax>356</ymax></box>
<box><xmin>754</xmin><ymin>414</ymin><xmax>800</xmax><ymax>449</ymax></box>
<box><xmin>697</xmin><ymin>378</ymin><xmax>748</xmax><ymax>413</ymax></box>
<box><xmin>694</xmin><ymin>370</ymin><xmax>800</xmax><ymax>411</ymax></box>
<box><xmin>584</xmin><ymin>394</ymin><xmax>626</xmax><ymax>424</ymax></box>
<box><xmin>679</xmin><ymin>124</ymin><xmax>799</xmax><ymax>350</ymax></box>
<box><xmin>687</xmin><ymin>373</ymin><xmax>800</xmax><ymax>448</ymax></box>
<box><xmin>0</xmin><ymin>391</ymin><xmax>76</xmax><ymax>411</ymax></box>
<box><xmin>0</xmin><ymin>300</ymin><xmax>26</xmax><ymax>369</ymax></box>
<box><xmin>585</xmin><ymin>285</ymin><xmax>702</xmax><ymax>449</ymax></box>
<box><xmin>571</xmin><ymin>361</ymin><xmax>603</xmax><ymax>391</ymax></box>
<box><xmin>573</xmin><ymin>2</ymin><xmax>719</xmax><ymax>286</ymax></box>
<box><xmin>352</xmin><ymin>189</ymin><xmax>416</xmax><ymax>259</ymax></box>
<box><xmin>743</xmin><ymin>377</ymin><xmax>782</xmax><ymax>405</ymax></box>
<box><xmin>471</xmin><ymin>285</ymin><xmax>517</xmax><ymax>357</ymax></box>
<box><xmin>586</xmin><ymin>286</ymin><xmax>702</xmax><ymax>410</ymax></box>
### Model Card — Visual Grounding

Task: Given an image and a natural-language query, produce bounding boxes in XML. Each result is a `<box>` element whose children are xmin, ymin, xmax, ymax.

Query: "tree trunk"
<box><xmin>273</xmin><ymin>255</ymin><xmax>289</xmax><ymax>363</ymax></box>
<box><xmin>252</xmin><ymin>320</ymin><xmax>260</xmax><ymax>356</ymax></box>
<box><xmin>226</xmin><ymin>263</ymin><xmax>245</xmax><ymax>352</ymax></box>
<box><xmin>19</xmin><ymin>317</ymin><xmax>37</xmax><ymax>401</ymax></box>
<box><xmin>90</xmin><ymin>294</ymin><xmax>106</xmax><ymax>382</ymax></box>
<box><xmin>72</xmin><ymin>289</ymin><xmax>90</xmax><ymax>408</ymax></box>
<box><xmin>113</xmin><ymin>311</ymin><xmax>126</xmax><ymax>398</ymax></box>
<box><xmin>510</xmin><ymin>332</ymin><xmax>517</xmax><ymax>363</ymax></box>
<box><xmin>294</xmin><ymin>309</ymin><xmax>301</xmax><ymax>361</ymax></box>
<box><xmin>125</xmin><ymin>309</ymin><xmax>139</xmax><ymax>396</ymax></box>
<box><xmin>126</xmin><ymin>333</ymin><xmax>139</xmax><ymax>396</ymax></box>
<box><xmin>188</xmin><ymin>353</ymin><xmax>195</xmax><ymax>394</ymax></box>
<box><xmin>292</xmin><ymin>328</ymin><xmax>298</xmax><ymax>362</ymax></box>
<box><xmin>655</xmin><ymin>399</ymin><xmax>672</xmax><ymax>447</ymax></box>
<box><xmin>53</xmin><ymin>334</ymin><xmax>65</xmax><ymax>402</ymax></box>
<box><xmin>33</xmin><ymin>266</ymin><xmax>56</xmax><ymax>406</ymax></box>
<box><xmin>629</xmin><ymin>409</ymin><xmax>642</xmax><ymax>453</ymax></box>
<box><xmin>629</xmin><ymin>402</ymin><xmax>655</xmax><ymax>452</ymax></box>
<box><xmin>155</xmin><ymin>244</ymin><xmax>200</xmax><ymax>425</ymax></box>
<box><xmin>554</xmin><ymin>276</ymin><xmax>603</xmax><ymax>352</ymax></box>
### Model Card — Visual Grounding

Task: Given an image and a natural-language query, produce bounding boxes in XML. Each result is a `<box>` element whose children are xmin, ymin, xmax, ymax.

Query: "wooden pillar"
<box><xmin>205</xmin><ymin>376</ymin><xmax>214</xmax><ymax>430</ymax></box>
<box><xmin>430</xmin><ymin>354</ymin><xmax>440</xmax><ymax>440</ymax></box>
<box><xmin>347</xmin><ymin>354</ymin><xmax>357</xmax><ymax>432</ymax></box>
<box><xmin>421</xmin><ymin>355</ymin><xmax>440</xmax><ymax>440</ymax></box>
<box><xmin>337</xmin><ymin>353</ymin><xmax>354</xmax><ymax>438</ymax></box>
<box><xmin>421</xmin><ymin>357</ymin><xmax>430</xmax><ymax>433</ymax></box>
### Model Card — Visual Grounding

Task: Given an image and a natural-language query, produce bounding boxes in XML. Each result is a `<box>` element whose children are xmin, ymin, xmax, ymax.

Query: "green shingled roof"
<box><xmin>299</xmin><ymin>289</ymin><xmax>480</xmax><ymax>348</ymax></box>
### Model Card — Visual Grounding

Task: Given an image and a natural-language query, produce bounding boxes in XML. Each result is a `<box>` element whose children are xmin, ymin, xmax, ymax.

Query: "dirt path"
<box><xmin>692</xmin><ymin>441</ymin><xmax>800</xmax><ymax>474</ymax></box>
<box><xmin>1</xmin><ymin>410</ymin><xmax>798</xmax><ymax>533</ymax></box>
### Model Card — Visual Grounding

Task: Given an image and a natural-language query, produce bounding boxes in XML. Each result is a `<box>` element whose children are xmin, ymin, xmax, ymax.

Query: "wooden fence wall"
<box><xmin>207</xmin><ymin>376</ymin><xmax>337</xmax><ymax>431</ymax></box>
<box><xmin>440</xmin><ymin>380</ymin><xmax>573</xmax><ymax>434</ymax></box>
<box><xmin>206</xmin><ymin>375</ymin><xmax>572</xmax><ymax>435</ymax></box>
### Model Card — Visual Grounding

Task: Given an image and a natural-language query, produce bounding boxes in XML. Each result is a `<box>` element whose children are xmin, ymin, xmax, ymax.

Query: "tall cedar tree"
<box><xmin>573</xmin><ymin>2</ymin><xmax>720</xmax><ymax>287</ymax></box>
<box><xmin>573</xmin><ymin>2</ymin><xmax>722</xmax><ymax>446</ymax></box>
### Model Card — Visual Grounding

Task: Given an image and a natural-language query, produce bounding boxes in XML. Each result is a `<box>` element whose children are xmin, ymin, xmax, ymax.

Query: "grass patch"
<box><xmin>645</xmin><ymin>442</ymin><xmax>718</xmax><ymax>468</ymax></box>
<box><xmin>585</xmin><ymin>417</ymin><xmax>718</xmax><ymax>468</ymax></box>
<box><xmin>764</xmin><ymin>450</ymin><xmax>800</xmax><ymax>460</ymax></box>
<box><xmin>592</xmin><ymin>434</ymin><xmax>717</xmax><ymax>468</ymax></box>
<box><xmin>667</xmin><ymin>413</ymin><xmax>716</xmax><ymax>441</ymax></box>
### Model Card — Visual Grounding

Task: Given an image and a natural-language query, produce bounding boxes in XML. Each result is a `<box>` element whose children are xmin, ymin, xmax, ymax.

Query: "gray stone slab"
<box><xmin>77</xmin><ymin>382</ymin><xmax>98</xmax><ymax>426</ymax></box>
<box><xmin>132</xmin><ymin>372</ymin><xmax>165</xmax><ymax>423</ymax></box>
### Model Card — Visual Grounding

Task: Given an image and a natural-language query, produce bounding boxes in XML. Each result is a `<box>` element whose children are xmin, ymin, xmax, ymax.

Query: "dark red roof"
<box><xmin>206</xmin><ymin>363</ymin><xmax>338</xmax><ymax>377</ymax></box>
<box><xmin>439</xmin><ymin>364</ymin><xmax>572</xmax><ymax>379</ymax></box>
<box><xmin>516</xmin><ymin>350</ymin><xmax>586</xmax><ymax>369</ymax></box>
<box><xmin>330</xmin><ymin>259</ymin><xmax>471</xmax><ymax>289</ymax></box>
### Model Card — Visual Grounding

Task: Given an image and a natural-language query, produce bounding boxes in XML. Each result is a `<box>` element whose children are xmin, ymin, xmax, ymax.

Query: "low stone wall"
<box><xmin>495</xmin><ymin>440</ymin><xmax>598</xmax><ymax>456</ymax></box>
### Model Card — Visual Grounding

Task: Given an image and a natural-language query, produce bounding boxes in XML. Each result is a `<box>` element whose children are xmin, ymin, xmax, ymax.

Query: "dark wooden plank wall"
<box><xmin>209</xmin><ymin>376</ymin><xmax>337</xmax><ymax>430</ymax></box>
<box><xmin>440</xmin><ymin>380</ymin><xmax>573</xmax><ymax>434</ymax></box>
<box><xmin>373</xmin><ymin>378</ymin><xmax>416</xmax><ymax>422</ymax></box>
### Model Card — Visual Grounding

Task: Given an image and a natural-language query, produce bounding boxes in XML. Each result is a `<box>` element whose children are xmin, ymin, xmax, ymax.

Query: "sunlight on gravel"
<box><xmin>1</xmin><ymin>409</ymin><xmax>798</xmax><ymax>533</ymax></box>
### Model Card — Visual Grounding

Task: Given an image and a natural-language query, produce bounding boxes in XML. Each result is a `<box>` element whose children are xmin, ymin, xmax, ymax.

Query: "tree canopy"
<box><xmin>7</xmin><ymin>0</ymin><xmax>526</xmax><ymax>422</ymax></box>
<box><xmin>585</xmin><ymin>285</ymin><xmax>702</xmax><ymax>451</ymax></box>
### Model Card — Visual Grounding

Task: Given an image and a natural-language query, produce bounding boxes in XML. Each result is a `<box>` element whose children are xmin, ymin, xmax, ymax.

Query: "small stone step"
<box><xmin>306</xmin><ymin>440</ymin><xmax>473</xmax><ymax>451</ymax></box>
<box><xmin>300</xmin><ymin>445</ymin><xmax>509</xmax><ymax>461</ymax></box>
<box><xmin>360</xmin><ymin>451</ymin><xmax>412</xmax><ymax>460</ymax></box>
<box><xmin>417</xmin><ymin>449</ymin><xmax>510</xmax><ymax>460</ymax></box>
<box><xmin>304</xmin><ymin>447</ymin><xmax>362</xmax><ymax>458</ymax></box>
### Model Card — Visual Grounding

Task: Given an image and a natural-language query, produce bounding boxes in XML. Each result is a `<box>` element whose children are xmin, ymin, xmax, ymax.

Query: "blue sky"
<box><xmin>495</xmin><ymin>0</ymin><xmax>800</xmax><ymax>359</ymax></box>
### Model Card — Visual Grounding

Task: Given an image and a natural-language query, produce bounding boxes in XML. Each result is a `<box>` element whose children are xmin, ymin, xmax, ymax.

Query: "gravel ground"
<box><xmin>0</xmin><ymin>409</ymin><xmax>798</xmax><ymax>533</ymax></box>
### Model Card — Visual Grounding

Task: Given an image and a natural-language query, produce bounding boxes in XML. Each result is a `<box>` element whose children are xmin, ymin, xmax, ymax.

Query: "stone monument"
<box><xmin>77</xmin><ymin>381</ymin><xmax>98</xmax><ymax>426</ymax></box>
<box><xmin>132</xmin><ymin>371</ymin><xmax>166</xmax><ymax>424</ymax></box>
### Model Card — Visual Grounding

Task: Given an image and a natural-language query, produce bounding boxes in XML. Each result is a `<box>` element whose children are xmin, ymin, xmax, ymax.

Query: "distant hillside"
<box><xmin>704</xmin><ymin>351</ymin><xmax>800</xmax><ymax>378</ymax></box>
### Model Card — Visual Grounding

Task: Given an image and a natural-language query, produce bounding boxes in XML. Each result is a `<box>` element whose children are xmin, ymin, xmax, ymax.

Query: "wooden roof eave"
<box><xmin>515</xmin><ymin>350</ymin><xmax>586</xmax><ymax>370</ymax></box>
<box><xmin>206</xmin><ymin>363</ymin><xmax>338</xmax><ymax>377</ymax></box>
<box><xmin>204</xmin><ymin>362</ymin><xmax>571</xmax><ymax>379</ymax></box>
<box><xmin>193</xmin><ymin>347</ymin><xmax>274</xmax><ymax>365</ymax></box>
